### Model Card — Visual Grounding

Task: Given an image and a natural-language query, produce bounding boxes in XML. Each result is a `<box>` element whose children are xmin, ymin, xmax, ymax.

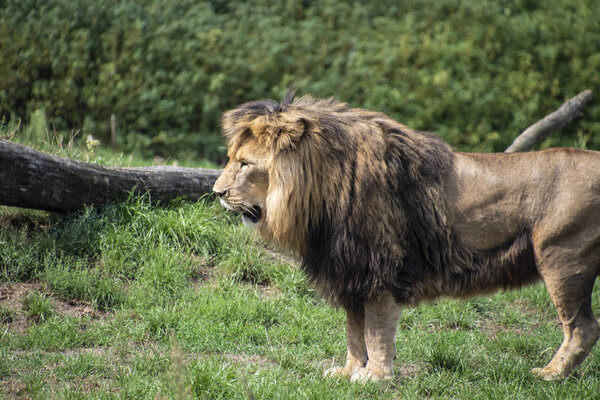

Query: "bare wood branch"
<box><xmin>0</xmin><ymin>140</ymin><xmax>221</xmax><ymax>212</ymax></box>
<box><xmin>110</xmin><ymin>114</ymin><xmax>117</xmax><ymax>151</ymax></box>
<box><xmin>505</xmin><ymin>89</ymin><xmax>593</xmax><ymax>153</ymax></box>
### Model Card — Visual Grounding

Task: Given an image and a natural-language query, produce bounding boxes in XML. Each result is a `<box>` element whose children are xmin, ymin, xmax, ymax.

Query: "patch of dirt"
<box><xmin>0</xmin><ymin>213</ymin><xmax>50</xmax><ymax>231</ymax></box>
<box><xmin>0</xmin><ymin>282</ymin><xmax>43</xmax><ymax>333</ymax></box>
<box><xmin>395</xmin><ymin>361</ymin><xmax>428</xmax><ymax>379</ymax></box>
<box><xmin>476</xmin><ymin>299</ymin><xmax>561</xmax><ymax>339</ymax></box>
<box><xmin>70</xmin><ymin>377</ymin><xmax>117</xmax><ymax>394</ymax></box>
<box><xmin>189</xmin><ymin>254</ymin><xmax>215</xmax><ymax>284</ymax></box>
<box><xmin>7</xmin><ymin>347</ymin><xmax>112</xmax><ymax>359</ymax></box>
<box><xmin>0</xmin><ymin>282</ymin><xmax>109</xmax><ymax>334</ymax></box>
<box><xmin>51</xmin><ymin>297</ymin><xmax>107</xmax><ymax>320</ymax></box>
<box><xmin>0</xmin><ymin>378</ymin><xmax>28</xmax><ymax>400</ymax></box>
<box><xmin>478</xmin><ymin>320</ymin><xmax>531</xmax><ymax>339</ymax></box>
<box><xmin>263</xmin><ymin>247</ymin><xmax>300</xmax><ymax>267</ymax></box>
<box><xmin>0</xmin><ymin>282</ymin><xmax>43</xmax><ymax>311</ymax></box>
<box><xmin>1</xmin><ymin>348</ymin><xmax>117</xmax><ymax>398</ymax></box>
<box><xmin>258</xmin><ymin>285</ymin><xmax>282</xmax><ymax>297</ymax></box>
<box><xmin>1</xmin><ymin>344</ymin><xmax>275</xmax><ymax>397</ymax></box>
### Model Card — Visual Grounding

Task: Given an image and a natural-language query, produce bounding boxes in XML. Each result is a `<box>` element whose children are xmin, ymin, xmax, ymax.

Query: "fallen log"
<box><xmin>0</xmin><ymin>90</ymin><xmax>593</xmax><ymax>212</ymax></box>
<box><xmin>0</xmin><ymin>140</ymin><xmax>221</xmax><ymax>212</ymax></box>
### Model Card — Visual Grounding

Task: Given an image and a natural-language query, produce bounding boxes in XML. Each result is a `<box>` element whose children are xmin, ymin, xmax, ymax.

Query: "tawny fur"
<box><xmin>213</xmin><ymin>92</ymin><xmax>600</xmax><ymax>382</ymax></box>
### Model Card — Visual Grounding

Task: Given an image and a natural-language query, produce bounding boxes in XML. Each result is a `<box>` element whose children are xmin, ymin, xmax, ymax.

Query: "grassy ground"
<box><xmin>1</xmin><ymin>142</ymin><xmax>599</xmax><ymax>399</ymax></box>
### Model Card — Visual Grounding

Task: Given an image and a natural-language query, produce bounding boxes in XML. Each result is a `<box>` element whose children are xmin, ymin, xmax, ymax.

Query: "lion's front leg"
<box><xmin>325</xmin><ymin>305</ymin><xmax>367</xmax><ymax>378</ymax></box>
<box><xmin>350</xmin><ymin>292</ymin><xmax>401</xmax><ymax>383</ymax></box>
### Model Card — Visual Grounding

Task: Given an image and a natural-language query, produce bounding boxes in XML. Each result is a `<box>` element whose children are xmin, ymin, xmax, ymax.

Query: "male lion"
<box><xmin>213</xmin><ymin>91</ymin><xmax>600</xmax><ymax>382</ymax></box>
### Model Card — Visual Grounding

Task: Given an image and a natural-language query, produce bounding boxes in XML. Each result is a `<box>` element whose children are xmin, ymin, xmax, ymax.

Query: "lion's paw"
<box><xmin>350</xmin><ymin>366</ymin><xmax>393</xmax><ymax>383</ymax></box>
<box><xmin>324</xmin><ymin>366</ymin><xmax>348</xmax><ymax>378</ymax></box>
<box><xmin>325</xmin><ymin>359</ymin><xmax>366</xmax><ymax>378</ymax></box>
<box><xmin>532</xmin><ymin>367</ymin><xmax>566</xmax><ymax>381</ymax></box>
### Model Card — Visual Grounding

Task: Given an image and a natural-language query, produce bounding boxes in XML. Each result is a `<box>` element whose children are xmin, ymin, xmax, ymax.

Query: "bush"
<box><xmin>1</xmin><ymin>0</ymin><xmax>599</xmax><ymax>160</ymax></box>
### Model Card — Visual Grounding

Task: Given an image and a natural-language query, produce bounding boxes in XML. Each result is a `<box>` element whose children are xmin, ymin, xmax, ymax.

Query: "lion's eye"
<box><xmin>240</xmin><ymin>161</ymin><xmax>248</xmax><ymax>168</ymax></box>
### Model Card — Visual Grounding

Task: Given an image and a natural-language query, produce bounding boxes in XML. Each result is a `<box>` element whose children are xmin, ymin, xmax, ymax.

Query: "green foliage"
<box><xmin>217</xmin><ymin>247</ymin><xmax>285</xmax><ymax>286</ymax></box>
<box><xmin>22</xmin><ymin>292</ymin><xmax>55</xmax><ymax>323</ymax></box>
<box><xmin>44</xmin><ymin>265</ymin><xmax>125</xmax><ymax>311</ymax></box>
<box><xmin>424</xmin><ymin>335</ymin><xmax>467</xmax><ymax>373</ymax></box>
<box><xmin>1</xmin><ymin>0</ymin><xmax>599</xmax><ymax>161</ymax></box>
<box><xmin>142</xmin><ymin>307</ymin><xmax>181</xmax><ymax>339</ymax></box>
<box><xmin>0</xmin><ymin>304</ymin><xmax>14</xmax><ymax>324</ymax></box>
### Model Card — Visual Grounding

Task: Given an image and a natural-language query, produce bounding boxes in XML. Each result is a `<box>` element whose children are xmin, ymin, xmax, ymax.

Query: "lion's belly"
<box><xmin>451</xmin><ymin>203</ymin><xmax>526</xmax><ymax>251</ymax></box>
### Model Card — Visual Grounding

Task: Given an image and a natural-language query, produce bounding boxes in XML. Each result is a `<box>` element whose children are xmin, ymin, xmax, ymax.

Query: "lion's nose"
<box><xmin>213</xmin><ymin>188</ymin><xmax>227</xmax><ymax>198</ymax></box>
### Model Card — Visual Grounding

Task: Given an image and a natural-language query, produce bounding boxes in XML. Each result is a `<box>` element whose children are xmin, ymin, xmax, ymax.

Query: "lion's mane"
<box><xmin>221</xmin><ymin>93</ymin><xmax>538</xmax><ymax>309</ymax></box>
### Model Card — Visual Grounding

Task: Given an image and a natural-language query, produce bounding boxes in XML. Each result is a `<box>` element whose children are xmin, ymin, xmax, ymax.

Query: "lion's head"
<box><xmin>213</xmin><ymin>91</ymin><xmax>369</xmax><ymax>254</ymax></box>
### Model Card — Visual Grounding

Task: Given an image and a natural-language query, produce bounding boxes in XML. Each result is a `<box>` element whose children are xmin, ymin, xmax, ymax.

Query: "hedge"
<box><xmin>1</xmin><ymin>0</ymin><xmax>599</xmax><ymax>160</ymax></box>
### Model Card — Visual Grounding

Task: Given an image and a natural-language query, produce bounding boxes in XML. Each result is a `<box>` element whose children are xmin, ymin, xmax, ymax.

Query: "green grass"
<box><xmin>0</xmin><ymin>143</ymin><xmax>599</xmax><ymax>399</ymax></box>
<box><xmin>0</xmin><ymin>303</ymin><xmax>14</xmax><ymax>323</ymax></box>
<box><xmin>1</xmin><ymin>118</ymin><xmax>219</xmax><ymax>169</ymax></box>
<box><xmin>21</xmin><ymin>292</ymin><xmax>55</xmax><ymax>323</ymax></box>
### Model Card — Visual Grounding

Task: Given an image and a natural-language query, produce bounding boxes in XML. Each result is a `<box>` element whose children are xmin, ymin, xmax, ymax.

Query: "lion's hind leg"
<box><xmin>534</xmin><ymin>269</ymin><xmax>600</xmax><ymax>380</ymax></box>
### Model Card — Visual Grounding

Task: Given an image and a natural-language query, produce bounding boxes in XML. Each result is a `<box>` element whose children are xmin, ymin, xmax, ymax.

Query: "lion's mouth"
<box><xmin>219</xmin><ymin>198</ymin><xmax>262</xmax><ymax>225</ymax></box>
<box><xmin>242</xmin><ymin>205</ymin><xmax>262</xmax><ymax>224</ymax></box>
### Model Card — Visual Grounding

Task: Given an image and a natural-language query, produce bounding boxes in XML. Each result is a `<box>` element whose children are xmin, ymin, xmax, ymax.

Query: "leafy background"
<box><xmin>1</xmin><ymin>0</ymin><xmax>599</xmax><ymax>161</ymax></box>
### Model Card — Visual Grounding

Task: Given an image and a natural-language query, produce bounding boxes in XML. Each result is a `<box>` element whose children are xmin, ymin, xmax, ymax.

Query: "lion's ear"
<box><xmin>251</xmin><ymin>116</ymin><xmax>308</xmax><ymax>153</ymax></box>
<box><xmin>273</xmin><ymin>117</ymin><xmax>309</xmax><ymax>153</ymax></box>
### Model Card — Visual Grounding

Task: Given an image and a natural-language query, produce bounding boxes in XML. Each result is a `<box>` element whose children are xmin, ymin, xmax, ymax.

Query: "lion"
<box><xmin>212</xmin><ymin>91</ymin><xmax>600</xmax><ymax>382</ymax></box>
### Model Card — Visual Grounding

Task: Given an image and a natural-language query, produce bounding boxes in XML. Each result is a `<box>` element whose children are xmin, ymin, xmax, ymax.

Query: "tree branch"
<box><xmin>505</xmin><ymin>89</ymin><xmax>593</xmax><ymax>153</ymax></box>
